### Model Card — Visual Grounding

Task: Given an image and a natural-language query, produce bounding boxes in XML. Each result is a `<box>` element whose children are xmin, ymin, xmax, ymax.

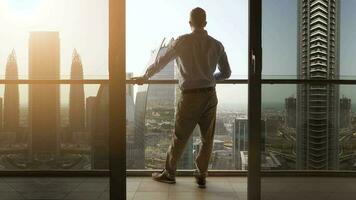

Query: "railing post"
<box><xmin>109</xmin><ymin>0</ymin><xmax>126</xmax><ymax>199</ymax></box>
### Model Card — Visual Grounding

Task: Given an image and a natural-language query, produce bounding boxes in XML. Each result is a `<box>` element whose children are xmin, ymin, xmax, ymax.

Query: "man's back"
<box><xmin>174</xmin><ymin>30</ymin><xmax>231</xmax><ymax>89</ymax></box>
<box><xmin>143</xmin><ymin>30</ymin><xmax>231</xmax><ymax>90</ymax></box>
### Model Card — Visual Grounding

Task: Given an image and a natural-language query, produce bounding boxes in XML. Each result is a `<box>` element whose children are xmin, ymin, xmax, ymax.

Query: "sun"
<box><xmin>7</xmin><ymin>0</ymin><xmax>40</xmax><ymax>16</ymax></box>
<box><xmin>2</xmin><ymin>0</ymin><xmax>42</xmax><ymax>26</ymax></box>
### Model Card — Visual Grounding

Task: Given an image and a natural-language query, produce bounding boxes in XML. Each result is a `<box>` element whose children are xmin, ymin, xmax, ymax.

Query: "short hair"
<box><xmin>190</xmin><ymin>7</ymin><xmax>206</xmax><ymax>28</ymax></box>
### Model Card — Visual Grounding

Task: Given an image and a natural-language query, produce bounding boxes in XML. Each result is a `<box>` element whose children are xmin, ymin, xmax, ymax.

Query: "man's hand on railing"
<box><xmin>131</xmin><ymin>76</ymin><xmax>148</xmax><ymax>85</ymax></box>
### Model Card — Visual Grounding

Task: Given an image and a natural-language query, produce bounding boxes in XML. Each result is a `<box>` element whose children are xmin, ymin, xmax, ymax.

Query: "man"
<box><xmin>134</xmin><ymin>7</ymin><xmax>231</xmax><ymax>188</ymax></box>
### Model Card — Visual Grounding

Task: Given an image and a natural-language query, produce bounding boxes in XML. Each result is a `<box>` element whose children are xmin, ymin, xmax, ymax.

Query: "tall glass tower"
<box><xmin>29</xmin><ymin>32</ymin><xmax>60</xmax><ymax>158</ymax></box>
<box><xmin>69</xmin><ymin>49</ymin><xmax>85</xmax><ymax>133</ymax></box>
<box><xmin>297</xmin><ymin>0</ymin><xmax>340</xmax><ymax>170</ymax></box>
<box><xmin>4</xmin><ymin>50</ymin><xmax>20</xmax><ymax>133</ymax></box>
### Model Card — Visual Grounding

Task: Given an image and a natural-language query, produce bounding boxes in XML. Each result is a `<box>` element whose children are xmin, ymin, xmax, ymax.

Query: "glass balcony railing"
<box><xmin>126</xmin><ymin>83</ymin><xmax>247</xmax><ymax>170</ymax></box>
<box><xmin>0</xmin><ymin>83</ymin><xmax>107</xmax><ymax>171</ymax></box>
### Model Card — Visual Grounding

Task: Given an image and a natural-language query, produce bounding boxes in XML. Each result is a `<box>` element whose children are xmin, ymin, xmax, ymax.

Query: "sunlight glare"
<box><xmin>4</xmin><ymin>0</ymin><xmax>42</xmax><ymax>26</ymax></box>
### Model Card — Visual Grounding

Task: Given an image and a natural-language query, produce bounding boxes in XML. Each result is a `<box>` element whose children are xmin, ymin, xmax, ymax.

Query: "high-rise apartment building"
<box><xmin>69</xmin><ymin>49</ymin><xmax>85</xmax><ymax>132</ymax></box>
<box><xmin>297</xmin><ymin>0</ymin><xmax>340</xmax><ymax>170</ymax></box>
<box><xmin>29</xmin><ymin>32</ymin><xmax>60</xmax><ymax>156</ymax></box>
<box><xmin>3</xmin><ymin>50</ymin><xmax>20</xmax><ymax>133</ymax></box>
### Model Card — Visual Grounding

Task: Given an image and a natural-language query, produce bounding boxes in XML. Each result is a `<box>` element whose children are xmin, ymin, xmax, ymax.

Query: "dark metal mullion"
<box><xmin>248</xmin><ymin>0</ymin><xmax>262</xmax><ymax>200</ymax></box>
<box><xmin>109</xmin><ymin>0</ymin><xmax>126</xmax><ymax>200</ymax></box>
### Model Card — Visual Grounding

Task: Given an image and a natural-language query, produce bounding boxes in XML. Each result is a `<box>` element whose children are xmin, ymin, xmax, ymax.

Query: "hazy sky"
<box><xmin>1</xmin><ymin>0</ymin><xmax>356</xmax><ymax>106</ymax></box>
<box><xmin>262</xmin><ymin>0</ymin><xmax>356</xmax><ymax>104</ymax></box>
<box><xmin>0</xmin><ymin>0</ymin><xmax>248</xmax><ymax>105</ymax></box>
<box><xmin>0</xmin><ymin>0</ymin><xmax>108</xmax><ymax>79</ymax></box>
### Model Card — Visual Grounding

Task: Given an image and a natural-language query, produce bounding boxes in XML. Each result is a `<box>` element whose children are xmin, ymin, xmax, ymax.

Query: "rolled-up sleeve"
<box><xmin>214</xmin><ymin>44</ymin><xmax>231</xmax><ymax>81</ymax></box>
<box><xmin>143</xmin><ymin>38</ymin><xmax>182</xmax><ymax>79</ymax></box>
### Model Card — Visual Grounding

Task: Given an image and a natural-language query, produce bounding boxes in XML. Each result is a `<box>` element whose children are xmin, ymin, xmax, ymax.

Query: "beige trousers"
<box><xmin>165</xmin><ymin>89</ymin><xmax>218</xmax><ymax>177</ymax></box>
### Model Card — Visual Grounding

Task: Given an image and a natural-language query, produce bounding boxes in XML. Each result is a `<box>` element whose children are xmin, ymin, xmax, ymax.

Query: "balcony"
<box><xmin>2</xmin><ymin>0</ymin><xmax>356</xmax><ymax>199</ymax></box>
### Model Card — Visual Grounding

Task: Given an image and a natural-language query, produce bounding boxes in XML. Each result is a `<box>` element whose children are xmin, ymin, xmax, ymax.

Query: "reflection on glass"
<box><xmin>262</xmin><ymin>84</ymin><xmax>356</xmax><ymax>171</ymax></box>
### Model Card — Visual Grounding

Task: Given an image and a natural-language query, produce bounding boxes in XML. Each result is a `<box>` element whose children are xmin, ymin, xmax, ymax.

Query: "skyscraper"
<box><xmin>29</xmin><ymin>32</ymin><xmax>60</xmax><ymax>156</ymax></box>
<box><xmin>86</xmin><ymin>96</ymin><xmax>96</xmax><ymax>131</ymax></box>
<box><xmin>233</xmin><ymin>118</ymin><xmax>247</xmax><ymax>169</ymax></box>
<box><xmin>90</xmin><ymin>83</ymin><xmax>136</xmax><ymax>169</ymax></box>
<box><xmin>285</xmin><ymin>96</ymin><xmax>296</xmax><ymax>128</ymax></box>
<box><xmin>134</xmin><ymin>40</ymin><xmax>177</xmax><ymax>169</ymax></box>
<box><xmin>134</xmin><ymin>39</ymin><xmax>194</xmax><ymax>169</ymax></box>
<box><xmin>69</xmin><ymin>49</ymin><xmax>85</xmax><ymax>132</ymax></box>
<box><xmin>3</xmin><ymin>50</ymin><xmax>19</xmax><ymax>133</ymax></box>
<box><xmin>91</xmin><ymin>84</ymin><xmax>109</xmax><ymax>169</ymax></box>
<box><xmin>126</xmin><ymin>72</ymin><xmax>134</xmax><ymax>99</ymax></box>
<box><xmin>340</xmin><ymin>96</ymin><xmax>351</xmax><ymax>129</ymax></box>
<box><xmin>233</xmin><ymin>118</ymin><xmax>266</xmax><ymax>169</ymax></box>
<box><xmin>297</xmin><ymin>0</ymin><xmax>340</xmax><ymax>170</ymax></box>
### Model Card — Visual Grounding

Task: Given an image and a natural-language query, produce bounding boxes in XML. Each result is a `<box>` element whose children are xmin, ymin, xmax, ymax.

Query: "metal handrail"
<box><xmin>0</xmin><ymin>79</ymin><xmax>355</xmax><ymax>85</ymax></box>
<box><xmin>126</xmin><ymin>79</ymin><xmax>356</xmax><ymax>85</ymax></box>
<box><xmin>0</xmin><ymin>79</ymin><xmax>109</xmax><ymax>84</ymax></box>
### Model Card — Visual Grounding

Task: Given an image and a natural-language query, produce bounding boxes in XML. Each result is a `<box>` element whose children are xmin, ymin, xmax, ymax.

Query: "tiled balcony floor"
<box><xmin>0</xmin><ymin>177</ymin><xmax>356</xmax><ymax>200</ymax></box>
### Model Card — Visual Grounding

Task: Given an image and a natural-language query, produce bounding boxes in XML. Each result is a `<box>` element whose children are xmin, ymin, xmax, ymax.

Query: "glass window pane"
<box><xmin>126</xmin><ymin>0</ymin><xmax>248</xmax><ymax>79</ymax></box>
<box><xmin>262</xmin><ymin>83</ymin><xmax>356</xmax><ymax>199</ymax></box>
<box><xmin>127</xmin><ymin>84</ymin><xmax>247</xmax><ymax>170</ymax></box>
<box><xmin>262</xmin><ymin>0</ymin><xmax>298</xmax><ymax>79</ymax></box>
<box><xmin>0</xmin><ymin>0</ymin><xmax>108</xmax><ymax>79</ymax></box>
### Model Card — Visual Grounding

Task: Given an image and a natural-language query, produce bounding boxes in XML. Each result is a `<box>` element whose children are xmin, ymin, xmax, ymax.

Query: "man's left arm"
<box><xmin>214</xmin><ymin>43</ymin><xmax>232</xmax><ymax>81</ymax></box>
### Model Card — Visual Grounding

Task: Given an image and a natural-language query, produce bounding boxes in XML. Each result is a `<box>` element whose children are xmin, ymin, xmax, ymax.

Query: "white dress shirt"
<box><xmin>144</xmin><ymin>30</ymin><xmax>231</xmax><ymax>90</ymax></box>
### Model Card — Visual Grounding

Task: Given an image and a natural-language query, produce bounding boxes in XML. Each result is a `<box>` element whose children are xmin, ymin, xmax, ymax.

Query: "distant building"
<box><xmin>3</xmin><ymin>50</ymin><xmax>19</xmax><ymax>134</ymax></box>
<box><xmin>126</xmin><ymin>73</ymin><xmax>134</xmax><ymax>99</ymax></box>
<box><xmin>29</xmin><ymin>32</ymin><xmax>60</xmax><ymax>156</ymax></box>
<box><xmin>340</xmin><ymin>97</ymin><xmax>351</xmax><ymax>129</ymax></box>
<box><xmin>90</xmin><ymin>75</ymin><xmax>137</xmax><ymax>169</ymax></box>
<box><xmin>69</xmin><ymin>49</ymin><xmax>85</xmax><ymax>133</ymax></box>
<box><xmin>285</xmin><ymin>96</ymin><xmax>296</xmax><ymax>128</ymax></box>
<box><xmin>134</xmin><ymin>90</ymin><xmax>147</xmax><ymax>169</ymax></box>
<box><xmin>296</xmin><ymin>0</ymin><xmax>340</xmax><ymax>170</ymax></box>
<box><xmin>91</xmin><ymin>85</ymin><xmax>109</xmax><ymax>169</ymax></box>
<box><xmin>134</xmin><ymin>39</ymin><xmax>177</xmax><ymax>169</ymax></box>
<box><xmin>233</xmin><ymin>119</ymin><xmax>247</xmax><ymax>169</ymax></box>
<box><xmin>215</xmin><ymin>117</ymin><xmax>229</xmax><ymax>135</ymax></box>
<box><xmin>233</xmin><ymin>118</ymin><xmax>266</xmax><ymax>169</ymax></box>
<box><xmin>86</xmin><ymin>96</ymin><xmax>96</xmax><ymax>131</ymax></box>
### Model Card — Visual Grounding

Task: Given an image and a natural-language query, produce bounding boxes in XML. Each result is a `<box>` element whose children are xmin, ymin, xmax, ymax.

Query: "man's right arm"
<box><xmin>214</xmin><ymin>44</ymin><xmax>232</xmax><ymax>81</ymax></box>
<box><xmin>143</xmin><ymin>37</ymin><xmax>183</xmax><ymax>79</ymax></box>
